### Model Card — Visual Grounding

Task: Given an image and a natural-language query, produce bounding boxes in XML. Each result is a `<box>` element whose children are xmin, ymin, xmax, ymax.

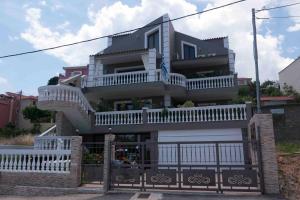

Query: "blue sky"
<box><xmin>0</xmin><ymin>0</ymin><xmax>299</xmax><ymax>95</ymax></box>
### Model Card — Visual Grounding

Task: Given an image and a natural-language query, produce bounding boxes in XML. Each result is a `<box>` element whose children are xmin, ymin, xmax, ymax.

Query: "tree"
<box><xmin>260</xmin><ymin>80</ymin><xmax>282</xmax><ymax>97</ymax></box>
<box><xmin>22</xmin><ymin>105</ymin><xmax>52</xmax><ymax>133</ymax></box>
<box><xmin>47</xmin><ymin>76</ymin><xmax>59</xmax><ymax>85</ymax></box>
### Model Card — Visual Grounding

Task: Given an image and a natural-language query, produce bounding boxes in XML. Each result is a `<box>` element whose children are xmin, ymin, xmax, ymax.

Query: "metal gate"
<box><xmin>82</xmin><ymin>142</ymin><xmax>104</xmax><ymax>184</ymax></box>
<box><xmin>109</xmin><ymin>140</ymin><xmax>263</xmax><ymax>192</ymax></box>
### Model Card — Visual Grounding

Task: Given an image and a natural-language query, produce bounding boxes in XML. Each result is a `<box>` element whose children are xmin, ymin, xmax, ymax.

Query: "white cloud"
<box><xmin>39</xmin><ymin>1</ymin><xmax>47</xmax><ymax>6</ymax></box>
<box><xmin>0</xmin><ymin>76</ymin><xmax>14</xmax><ymax>94</ymax></box>
<box><xmin>21</xmin><ymin>0</ymin><xmax>292</xmax><ymax>80</ymax></box>
<box><xmin>286</xmin><ymin>0</ymin><xmax>300</xmax><ymax>32</ymax></box>
<box><xmin>287</xmin><ymin>23</ymin><xmax>300</xmax><ymax>32</ymax></box>
<box><xmin>8</xmin><ymin>35</ymin><xmax>19</xmax><ymax>41</ymax></box>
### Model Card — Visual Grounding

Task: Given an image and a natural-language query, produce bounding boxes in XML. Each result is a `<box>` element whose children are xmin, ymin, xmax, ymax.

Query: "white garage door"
<box><xmin>158</xmin><ymin>128</ymin><xmax>243</xmax><ymax>142</ymax></box>
<box><xmin>158</xmin><ymin>129</ymin><xmax>244</xmax><ymax>165</ymax></box>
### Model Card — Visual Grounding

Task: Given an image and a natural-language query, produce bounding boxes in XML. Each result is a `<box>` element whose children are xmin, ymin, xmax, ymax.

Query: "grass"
<box><xmin>0</xmin><ymin>134</ymin><xmax>35</xmax><ymax>146</ymax></box>
<box><xmin>277</xmin><ymin>142</ymin><xmax>300</xmax><ymax>154</ymax></box>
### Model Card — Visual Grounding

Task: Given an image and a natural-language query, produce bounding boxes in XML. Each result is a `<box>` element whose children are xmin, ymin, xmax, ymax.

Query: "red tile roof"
<box><xmin>260</xmin><ymin>96</ymin><xmax>295</xmax><ymax>101</ymax></box>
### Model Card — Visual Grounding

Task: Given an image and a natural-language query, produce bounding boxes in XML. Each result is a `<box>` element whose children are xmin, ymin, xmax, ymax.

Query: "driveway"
<box><xmin>0</xmin><ymin>193</ymin><xmax>286</xmax><ymax>200</ymax></box>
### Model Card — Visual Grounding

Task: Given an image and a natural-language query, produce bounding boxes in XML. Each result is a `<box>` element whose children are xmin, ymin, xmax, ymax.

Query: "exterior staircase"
<box><xmin>38</xmin><ymin>85</ymin><xmax>95</xmax><ymax>132</ymax></box>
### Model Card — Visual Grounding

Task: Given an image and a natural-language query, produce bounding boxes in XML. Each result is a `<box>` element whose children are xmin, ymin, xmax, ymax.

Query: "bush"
<box><xmin>177</xmin><ymin>100</ymin><xmax>195</xmax><ymax>108</ymax></box>
<box><xmin>0</xmin><ymin>123</ymin><xmax>28</xmax><ymax>138</ymax></box>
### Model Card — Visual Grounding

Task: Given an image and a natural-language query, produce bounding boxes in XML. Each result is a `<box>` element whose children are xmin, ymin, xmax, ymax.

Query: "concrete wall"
<box><xmin>279</xmin><ymin>58</ymin><xmax>300</xmax><ymax>93</ymax></box>
<box><xmin>0</xmin><ymin>136</ymin><xmax>82</xmax><ymax>192</ymax></box>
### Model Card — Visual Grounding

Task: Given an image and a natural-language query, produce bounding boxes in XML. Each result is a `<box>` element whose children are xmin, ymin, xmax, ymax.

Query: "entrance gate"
<box><xmin>81</xmin><ymin>142</ymin><xmax>104</xmax><ymax>184</ymax></box>
<box><xmin>109</xmin><ymin>140</ymin><xmax>263</xmax><ymax>193</ymax></box>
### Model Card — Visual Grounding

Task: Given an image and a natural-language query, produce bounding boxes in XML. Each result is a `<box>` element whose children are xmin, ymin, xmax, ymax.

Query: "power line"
<box><xmin>256</xmin><ymin>16</ymin><xmax>300</xmax><ymax>19</ymax></box>
<box><xmin>0</xmin><ymin>0</ymin><xmax>246</xmax><ymax>59</ymax></box>
<box><xmin>256</xmin><ymin>2</ymin><xmax>300</xmax><ymax>12</ymax></box>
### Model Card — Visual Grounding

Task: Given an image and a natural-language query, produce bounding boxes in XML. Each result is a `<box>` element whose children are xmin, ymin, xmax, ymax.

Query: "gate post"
<box><xmin>248</xmin><ymin>114</ymin><xmax>280</xmax><ymax>194</ymax></box>
<box><xmin>103</xmin><ymin>133</ymin><xmax>115</xmax><ymax>193</ymax></box>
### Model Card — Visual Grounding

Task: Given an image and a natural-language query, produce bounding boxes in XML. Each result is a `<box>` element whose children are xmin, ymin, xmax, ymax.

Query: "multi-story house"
<box><xmin>38</xmin><ymin>14</ymin><xmax>250</xmax><ymax>145</ymax></box>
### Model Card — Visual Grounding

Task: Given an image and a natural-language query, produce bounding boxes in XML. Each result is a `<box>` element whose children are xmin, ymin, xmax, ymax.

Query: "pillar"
<box><xmin>103</xmin><ymin>133</ymin><xmax>115</xmax><ymax>193</ymax></box>
<box><xmin>248</xmin><ymin>114</ymin><xmax>280</xmax><ymax>194</ymax></box>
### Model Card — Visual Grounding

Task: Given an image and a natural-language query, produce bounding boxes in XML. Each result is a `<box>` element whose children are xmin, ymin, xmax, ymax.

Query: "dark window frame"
<box><xmin>147</xmin><ymin>30</ymin><xmax>159</xmax><ymax>51</ymax></box>
<box><xmin>183</xmin><ymin>43</ymin><xmax>196</xmax><ymax>60</ymax></box>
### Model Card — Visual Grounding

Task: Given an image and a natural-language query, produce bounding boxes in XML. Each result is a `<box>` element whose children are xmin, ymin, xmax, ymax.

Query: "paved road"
<box><xmin>0</xmin><ymin>193</ymin><xmax>286</xmax><ymax>200</ymax></box>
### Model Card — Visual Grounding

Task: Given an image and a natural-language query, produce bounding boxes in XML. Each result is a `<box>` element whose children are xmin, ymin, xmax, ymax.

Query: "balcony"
<box><xmin>83</xmin><ymin>70</ymin><xmax>234</xmax><ymax>89</ymax></box>
<box><xmin>82</xmin><ymin>70</ymin><xmax>237</xmax><ymax>100</ymax></box>
<box><xmin>93</xmin><ymin>104</ymin><xmax>249</xmax><ymax>133</ymax></box>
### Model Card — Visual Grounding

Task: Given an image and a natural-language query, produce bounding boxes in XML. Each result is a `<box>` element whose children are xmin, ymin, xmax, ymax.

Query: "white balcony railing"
<box><xmin>0</xmin><ymin>149</ymin><xmax>71</xmax><ymax>173</ymax></box>
<box><xmin>82</xmin><ymin>70</ymin><xmax>235</xmax><ymax>90</ymax></box>
<box><xmin>94</xmin><ymin>104</ymin><xmax>247</xmax><ymax>126</ymax></box>
<box><xmin>38</xmin><ymin>85</ymin><xmax>95</xmax><ymax>114</ymax></box>
<box><xmin>147</xmin><ymin>104</ymin><xmax>246</xmax><ymax>124</ymax></box>
<box><xmin>95</xmin><ymin>110</ymin><xmax>143</xmax><ymax>126</ymax></box>
<box><xmin>155</xmin><ymin>70</ymin><xmax>186</xmax><ymax>87</ymax></box>
<box><xmin>186</xmin><ymin>75</ymin><xmax>235</xmax><ymax>90</ymax></box>
<box><xmin>34</xmin><ymin>136</ymin><xmax>72</xmax><ymax>150</ymax></box>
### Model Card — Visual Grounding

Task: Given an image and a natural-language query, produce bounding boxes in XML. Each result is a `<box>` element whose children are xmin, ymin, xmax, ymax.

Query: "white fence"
<box><xmin>82</xmin><ymin>70</ymin><xmax>235</xmax><ymax>90</ymax></box>
<box><xmin>95</xmin><ymin>110</ymin><xmax>143</xmax><ymax>126</ymax></box>
<box><xmin>186</xmin><ymin>75</ymin><xmax>235</xmax><ymax>90</ymax></box>
<box><xmin>34</xmin><ymin>136</ymin><xmax>72</xmax><ymax>150</ymax></box>
<box><xmin>94</xmin><ymin>104</ymin><xmax>247</xmax><ymax>126</ymax></box>
<box><xmin>0</xmin><ymin>149</ymin><xmax>71</xmax><ymax>173</ymax></box>
<box><xmin>147</xmin><ymin>104</ymin><xmax>247</xmax><ymax>124</ymax></box>
<box><xmin>38</xmin><ymin>85</ymin><xmax>95</xmax><ymax>114</ymax></box>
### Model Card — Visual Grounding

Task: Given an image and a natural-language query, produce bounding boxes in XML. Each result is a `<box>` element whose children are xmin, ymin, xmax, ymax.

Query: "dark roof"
<box><xmin>174</xmin><ymin>32</ymin><xmax>228</xmax><ymax>57</ymax></box>
<box><xmin>99</xmin><ymin>16</ymin><xmax>164</xmax><ymax>55</ymax></box>
<box><xmin>97</xmin><ymin>14</ymin><xmax>229</xmax><ymax>59</ymax></box>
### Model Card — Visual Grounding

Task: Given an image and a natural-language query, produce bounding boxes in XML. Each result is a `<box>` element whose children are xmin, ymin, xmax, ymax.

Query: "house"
<box><xmin>59</xmin><ymin>66</ymin><xmax>88</xmax><ymax>81</ymax></box>
<box><xmin>38</xmin><ymin>14</ymin><xmax>249</xmax><ymax>148</ymax></box>
<box><xmin>238</xmin><ymin>77</ymin><xmax>252</xmax><ymax>86</ymax></box>
<box><xmin>0</xmin><ymin>92</ymin><xmax>53</xmax><ymax>131</ymax></box>
<box><xmin>279</xmin><ymin>56</ymin><xmax>300</xmax><ymax>93</ymax></box>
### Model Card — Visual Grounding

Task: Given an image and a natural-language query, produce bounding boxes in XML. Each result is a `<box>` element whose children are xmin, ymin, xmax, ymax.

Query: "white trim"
<box><xmin>114</xmin><ymin>65</ymin><xmax>145</xmax><ymax>73</ymax></box>
<box><xmin>181</xmin><ymin>41</ymin><xmax>197</xmax><ymax>59</ymax></box>
<box><xmin>144</xmin><ymin>25</ymin><xmax>162</xmax><ymax>53</ymax></box>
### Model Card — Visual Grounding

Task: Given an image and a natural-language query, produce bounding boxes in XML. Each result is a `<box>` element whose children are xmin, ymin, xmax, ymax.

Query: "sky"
<box><xmin>0</xmin><ymin>0</ymin><xmax>299</xmax><ymax>95</ymax></box>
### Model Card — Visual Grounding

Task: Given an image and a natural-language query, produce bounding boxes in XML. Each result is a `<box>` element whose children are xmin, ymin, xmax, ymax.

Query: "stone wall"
<box><xmin>265</xmin><ymin>104</ymin><xmax>300</xmax><ymax>141</ymax></box>
<box><xmin>0</xmin><ymin>136</ymin><xmax>82</xmax><ymax>192</ymax></box>
<box><xmin>56</xmin><ymin>111</ymin><xmax>76</xmax><ymax>136</ymax></box>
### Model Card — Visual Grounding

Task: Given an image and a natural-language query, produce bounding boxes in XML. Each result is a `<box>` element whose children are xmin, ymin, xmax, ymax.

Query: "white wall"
<box><xmin>157</xmin><ymin>129</ymin><xmax>244</xmax><ymax>166</ymax></box>
<box><xmin>279</xmin><ymin>58</ymin><xmax>300</xmax><ymax>93</ymax></box>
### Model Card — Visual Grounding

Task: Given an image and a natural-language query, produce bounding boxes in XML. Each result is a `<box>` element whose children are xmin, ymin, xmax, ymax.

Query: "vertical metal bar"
<box><xmin>141</xmin><ymin>143</ymin><xmax>145</xmax><ymax>191</ymax></box>
<box><xmin>216</xmin><ymin>142</ymin><xmax>222</xmax><ymax>193</ymax></box>
<box><xmin>177</xmin><ymin>143</ymin><xmax>182</xmax><ymax>189</ymax></box>
<box><xmin>257</xmin><ymin>126</ymin><xmax>265</xmax><ymax>194</ymax></box>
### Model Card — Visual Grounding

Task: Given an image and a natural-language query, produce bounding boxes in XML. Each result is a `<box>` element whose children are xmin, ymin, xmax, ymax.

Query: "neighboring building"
<box><xmin>260</xmin><ymin>96</ymin><xmax>295</xmax><ymax>107</ymax></box>
<box><xmin>38</xmin><ymin>14</ymin><xmax>249</xmax><ymax>147</ymax></box>
<box><xmin>59</xmin><ymin>66</ymin><xmax>88</xmax><ymax>81</ymax></box>
<box><xmin>0</xmin><ymin>92</ymin><xmax>53</xmax><ymax>131</ymax></box>
<box><xmin>238</xmin><ymin>77</ymin><xmax>252</xmax><ymax>86</ymax></box>
<box><xmin>279</xmin><ymin>56</ymin><xmax>300</xmax><ymax>93</ymax></box>
<box><xmin>0</xmin><ymin>93</ymin><xmax>20</xmax><ymax>128</ymax></box>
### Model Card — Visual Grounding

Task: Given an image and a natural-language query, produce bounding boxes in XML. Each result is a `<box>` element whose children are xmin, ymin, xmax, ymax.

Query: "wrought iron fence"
<box><xmin>109</xmin><ymin>140</ymin><xmax>263</xmax><ymax>192</ymax></box>
<box><xmin>82</xmin><ymin>142</ymin><xmax>105</xmax><ymax>184</ymax></box>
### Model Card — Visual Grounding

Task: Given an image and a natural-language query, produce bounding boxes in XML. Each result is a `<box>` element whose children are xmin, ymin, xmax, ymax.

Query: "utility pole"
<box><xmin>252</xmin><ymin>8</ymin><xmax>261</xmax><ymax>113</ymax></box>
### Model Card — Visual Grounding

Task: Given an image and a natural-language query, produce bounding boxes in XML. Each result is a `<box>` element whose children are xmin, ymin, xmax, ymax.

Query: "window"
<box><xmin>183</xmin><ymin>44</ymin><xmax>196</xmax><ymax>59</ymax></box>
<box><xmin>70</xmin><ymin>71</ymin><xmax>82</xmax><ymax>77</ymax></box>
<box><xmin>147</xmin><ymin>31</ymin><xmax>159</xmax><ymax>51</ymax></box>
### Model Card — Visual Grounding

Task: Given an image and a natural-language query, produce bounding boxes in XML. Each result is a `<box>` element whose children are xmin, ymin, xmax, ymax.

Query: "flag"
<box><xmin>160</xmin><ymin>56</ymin><xmax>169</xmax><ymax>82</ymax></box>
